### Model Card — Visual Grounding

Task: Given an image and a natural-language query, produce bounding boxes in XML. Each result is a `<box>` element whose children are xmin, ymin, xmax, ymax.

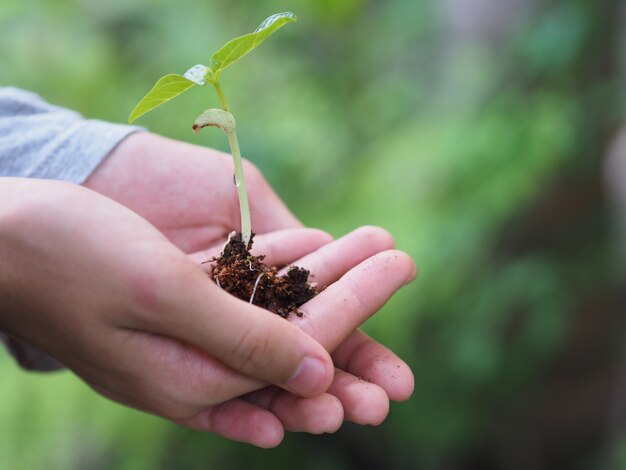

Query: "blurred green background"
<box><xmin>1</xmin><ymin>0</ymin><xmax>626</xmax><ymax>468</ymax></box>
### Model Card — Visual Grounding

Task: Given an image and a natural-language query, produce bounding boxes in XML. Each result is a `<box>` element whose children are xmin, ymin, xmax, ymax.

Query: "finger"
<box><xmin>175</xmin><ymin>399</ymin><xmax>285</xmax><ymax>448</ymax></box>
<box><xmin>327</xmin><ymin>368</ymin><xmax>389</xmax><ymax>425</ymax></box>
<box><xmin>290</xmin><ymin>249</ymin><xmax>417</xmax><ymax>353</ymax></box>
<box><xmin>108</xmin><ymin>235</ymin><xmax>413</xmax><ymax>412</ymax></box>
<box><xmin>245</xmin><ymin>388</ymin><xmax>344</xmax><ymax>434</ymax></box>
<box><xmin>247</xmin><ymin>369</ymin><xmax>389</xmax><ymax>429</ymax></box>
<box><xmin>332</xmin><ymin>329</ymin><xmax>414</xmax><ymax>402</ymax></box>
<box><xmin>278</xmin><ymin>225</ymin><xmax>396</xmax><ymax>288</ymax></box>
<box><xmin>188</xmin><ymin>228</ymin><xmax>333</xmax><ymax>266</ymax></box>
<box><xmin>275</xmin><ymin>226</ymin><xmax>414</xmax><ymax>402</ymax></box>
<box><xmin>123</xmin><ymin>250</ymin><xmax>334</xmax><ymax>398</ymax></box>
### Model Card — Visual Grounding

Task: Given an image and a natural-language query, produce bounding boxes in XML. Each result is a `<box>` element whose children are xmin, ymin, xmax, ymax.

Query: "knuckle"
<box><xmin>125</xmin><ymin>254</ymin><xmax>196</xmax><ymax>324</ymax></box>
<box><xmin>128</xmin><ymin>268</ymin><xmax>162</xmax><ymax>313</ymax></box>
<box><xmin>123</xmin><ymin>264</ymin><xmax>174</xmax><ymax>326</ymax></box>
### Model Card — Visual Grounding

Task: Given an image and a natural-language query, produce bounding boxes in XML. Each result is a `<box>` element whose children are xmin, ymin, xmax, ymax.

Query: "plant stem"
<box><xmin>213</xmin><ymin>80</ymin><xmax>230</xmax><ymax>112</ymax></box>
<box><xmin>211</xmin><ymin>80</ymin><xmax>252</xmax><ymax>247</ymax></box>
<box><xmin>225</xmin><ymin>127</ymin><xmax>252</xmax><ymax>247</ymax></box>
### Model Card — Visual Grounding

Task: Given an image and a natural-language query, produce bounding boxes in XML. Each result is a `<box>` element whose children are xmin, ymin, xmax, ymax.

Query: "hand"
<box><xmin>189</xmin><ymin>226</ymin><xmax>416</xmax><ymax>446</ymax></box>
<box><xmin>0</xmin><ymin>178</ymin><xmax>336</xmax><ymax>402</ymax></box>
<box><xmin>84</xmin><ymin>131</ymin><xmax>301</xmax><ymax>253</ymax></box>
<box><xmin>0</xmin><ymin>177</ymin><xmax>415</xmax><ymax>447</ymax></box>
<box><xmin>84</xmin><ymin>133</ymin><xmax>416</xmax><ymax>444</ymax></box>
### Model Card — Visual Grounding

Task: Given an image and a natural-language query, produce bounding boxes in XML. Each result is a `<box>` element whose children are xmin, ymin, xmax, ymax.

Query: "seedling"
<box><xmin>128</xmin><ymin>12</ymin><xmax>297</xmax><ymax>247</ymax></box>
<box><xmin>129</xmin><ymin>12</ymin><xmax>317</xmax><ymax>318</ymax></box>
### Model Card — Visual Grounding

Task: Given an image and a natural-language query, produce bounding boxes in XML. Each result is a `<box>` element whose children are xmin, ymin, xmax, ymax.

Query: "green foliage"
<box><xmin>210</xmin><ymin>12</ymin><xmax>296</xmax><ymax>80</ymax></box>
<box><xmin>128</xmin><ymin>73</ymin><xmax>196</xmax><ymax>123</ymax></box>
<box><xmin>127</xmin><ymin>12</ymin><xmax>296</xmax><ymax>123</ymax></box>
<box><xmin>127</xmin><ymin>11</ymin><xmax>295</xmax><ymax>246</ymax></box>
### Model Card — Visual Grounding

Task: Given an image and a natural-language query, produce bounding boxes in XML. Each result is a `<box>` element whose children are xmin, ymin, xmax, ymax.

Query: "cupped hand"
<box><xmin>86</xmin><ymin>133</ymin><xmax>413</xmax><ymax>440</ymax></box>
<box><xmin>0</xmin><ymin>176</ymin><xmax>416</xmax><ymax>448</ymax></box>
<box><xmin>84</xmin><ymin>133</ymin><xmax>417</xmax><ymax>445</ymax></box>
<box><xmin>188</xmin><ymin>226</ymin><xmax>417</xmax><ymax>446</ymax></box>
<box><xmin>0</xmin><ymin>178</ymin><xmax>335</xmax><ymax>402</ymax></box>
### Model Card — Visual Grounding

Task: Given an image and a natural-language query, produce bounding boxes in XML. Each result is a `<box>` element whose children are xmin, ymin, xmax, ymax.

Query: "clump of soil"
<box><xmin>208</xmin><ymin>232</ymin><xmax>317</xmax><ymax>318</ymax></box>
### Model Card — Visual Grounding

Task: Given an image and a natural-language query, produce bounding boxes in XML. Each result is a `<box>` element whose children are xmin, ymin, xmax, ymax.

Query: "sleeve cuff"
<box><xmin>0</xmin><ymin>333</ymin><xmax>64</xmax><ymax>372</ymax></box>
<box><xmin>37</xmin><ymin>119</ymin><xmax>144</xmax><ymax>184</ymax></box>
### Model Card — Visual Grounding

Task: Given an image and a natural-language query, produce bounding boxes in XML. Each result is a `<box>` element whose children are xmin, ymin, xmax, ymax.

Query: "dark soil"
<box><xmin>208</xmin><ymin>232</ymin><xmax>317</xmax><ymax>318</ymax></box>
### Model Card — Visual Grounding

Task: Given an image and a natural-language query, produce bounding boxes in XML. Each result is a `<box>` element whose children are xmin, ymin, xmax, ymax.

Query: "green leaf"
<box><xmin>128</xmin><ymin>74</ymin><xmax>196</xmax><ymax>123</ymax></box>
<box><xmin>192</xmin><ymin>108</ymin><xmax>236</xmax><ymax>134</ymax></box>
<box><xmin>210</xmin><ymin>12</ymin><xmax>296</xmax><ymax>79</ymax></box>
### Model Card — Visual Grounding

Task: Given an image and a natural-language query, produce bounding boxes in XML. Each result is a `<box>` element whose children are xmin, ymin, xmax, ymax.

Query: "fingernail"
<box><xmin>286</xmin><ymin>356</ymin><xmax>329</xmax><ymax>397</ymax></box>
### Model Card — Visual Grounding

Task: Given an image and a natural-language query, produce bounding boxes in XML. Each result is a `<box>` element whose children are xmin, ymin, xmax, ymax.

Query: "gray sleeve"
<box><xmin>0</xmin><ymin>87</ymin><xmax>142</xmax><ymax>183</ymax></box>
<box><xmin>0</xmin><ymin>335</ymin><xmax>64</xmax><ymax>372</ymax></box>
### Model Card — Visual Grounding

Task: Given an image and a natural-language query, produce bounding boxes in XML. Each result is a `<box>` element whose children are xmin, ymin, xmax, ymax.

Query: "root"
<box><xmin>249</xmin><ymin>272</ymin><xmax>266</xmax><ymax>304</ymax></box>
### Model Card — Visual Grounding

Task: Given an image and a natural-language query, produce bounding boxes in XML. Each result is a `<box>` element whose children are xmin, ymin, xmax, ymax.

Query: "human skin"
<box><xmin>79</xmin><ymin>132</ymin><xmax>417</xmax><ymax>445</ymax></box>
<box><xmin>0</xmin><ymin>134</ymin><xmax>415</xmax><ymax>447</ymax></box>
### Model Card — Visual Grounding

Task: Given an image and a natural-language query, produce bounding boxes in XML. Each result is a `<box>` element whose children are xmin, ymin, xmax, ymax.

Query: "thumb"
<box><xmin>127</xmin><ymin>257</ymin><xmax>334</xmax><ymax>398</ymax></box>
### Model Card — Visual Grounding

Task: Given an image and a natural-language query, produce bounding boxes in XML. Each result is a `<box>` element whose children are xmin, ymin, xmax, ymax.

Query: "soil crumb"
<box><xmin>209</xmin><ymin>232</ymin><xmax>317</xmax><ymax>318</ymax></box>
